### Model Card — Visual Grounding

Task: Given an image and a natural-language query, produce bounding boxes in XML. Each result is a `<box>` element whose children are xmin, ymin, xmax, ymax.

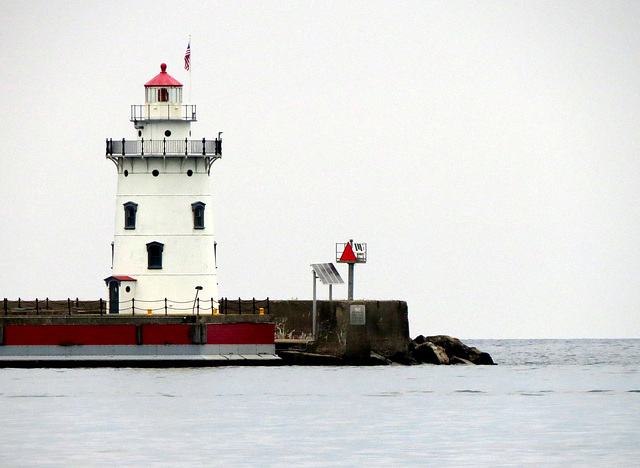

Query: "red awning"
<box><xmin>104</xmin><ymin>276</ymin><xmax>137</xmax><ymax>284</ymax></box>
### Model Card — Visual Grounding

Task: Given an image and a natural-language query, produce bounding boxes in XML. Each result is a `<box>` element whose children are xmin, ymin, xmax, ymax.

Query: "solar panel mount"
<box><xmin>311</xmin><ymin>263</ymin><xmax>344</xmax><ymax>285</ymax></box>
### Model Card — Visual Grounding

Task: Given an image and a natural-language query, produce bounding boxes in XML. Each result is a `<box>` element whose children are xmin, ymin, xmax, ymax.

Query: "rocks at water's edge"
<box><xmin>276</xmin><ymin>334</ymin><xmax>494</xmax><ymax>366</ymax></box>
<box><xmin>390</xmin><ymin>335</ymin><xmax>495</xmax><ymax>365</ymax></box>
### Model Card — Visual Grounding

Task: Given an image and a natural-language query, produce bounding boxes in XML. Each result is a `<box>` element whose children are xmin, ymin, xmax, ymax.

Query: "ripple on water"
<box><xmin>6</xmin><ymin>394</ymin><xmax>66</xmax><ymax>398</ymax></box>
<box><xmin>365</xmin><ymin>391</ymin><xmax>402</xmax><ymax>397</ymax></box>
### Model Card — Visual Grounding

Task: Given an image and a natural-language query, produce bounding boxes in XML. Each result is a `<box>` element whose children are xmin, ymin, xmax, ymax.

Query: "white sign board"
<box><xmin>350</xmin><ymin>304</ymin><xmax>366</xmax><ymax>326</ymax></box>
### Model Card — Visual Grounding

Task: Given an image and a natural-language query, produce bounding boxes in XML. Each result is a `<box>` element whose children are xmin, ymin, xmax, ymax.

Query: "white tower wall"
<box><xmin>106</xmin><ymin>63</ymin><xmax>221</xmax><ymax>314</ymax></box>
<box><xmin>136</xmin><ymin>119</ymin><xmax>191</xmax><ymax>140</ymax></box>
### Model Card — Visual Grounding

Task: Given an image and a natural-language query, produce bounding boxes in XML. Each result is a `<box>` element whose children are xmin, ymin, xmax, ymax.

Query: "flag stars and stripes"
<box><xmin>184</xmin><ymin>41</ymin><xmax>191</xmax><ymax>71</ymax></box>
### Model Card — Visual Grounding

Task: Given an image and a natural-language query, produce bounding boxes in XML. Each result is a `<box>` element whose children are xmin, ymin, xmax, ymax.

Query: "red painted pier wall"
<box><xmin>1</xmin><ymin>323</ymin><xmax>275</xmax><ymax>346</ymax></box>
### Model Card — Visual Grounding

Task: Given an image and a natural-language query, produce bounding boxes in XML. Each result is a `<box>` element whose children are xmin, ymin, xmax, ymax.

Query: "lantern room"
<box><xmin>129</xmin><ymin>63</ymin><xmax>196</xmax><ymax>135</ymax></box>
<box><xmin>144</xmin><ymin>63</ymin><xmax>183</xmax><ymax>103</ymax></box>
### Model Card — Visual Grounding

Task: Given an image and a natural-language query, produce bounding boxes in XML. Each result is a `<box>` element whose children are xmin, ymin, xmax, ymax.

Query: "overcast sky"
<box><xmin>1</xmin><ymin>1</ymin><xmax>640</xmax><ymax>338</ymax></box>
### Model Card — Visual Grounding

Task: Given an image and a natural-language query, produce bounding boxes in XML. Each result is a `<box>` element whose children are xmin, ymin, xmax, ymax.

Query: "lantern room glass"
<box><xmin>145</xmin><ymin>87</ymin><xmax>182</xmax><ymax>103</ymax></box>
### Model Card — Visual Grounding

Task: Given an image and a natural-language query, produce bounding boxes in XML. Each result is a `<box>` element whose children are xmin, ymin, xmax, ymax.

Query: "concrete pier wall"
<box><xmin>269</xmin><ymin>300</ymin><xmax>410</xmax><ymax>359</ymax></box>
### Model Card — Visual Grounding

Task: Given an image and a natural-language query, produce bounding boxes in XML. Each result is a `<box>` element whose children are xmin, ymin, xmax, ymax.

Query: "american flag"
<box><xmin>184</xmin><ymin>41</ymin><xmax>191</xmax><ymax>71</ymax></box>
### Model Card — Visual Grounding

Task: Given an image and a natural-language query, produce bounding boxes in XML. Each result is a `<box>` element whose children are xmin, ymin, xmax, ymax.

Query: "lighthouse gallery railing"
<box><xmin>130</xmin><ymin>104</ymin><xmax>197</xmax><ymax>122</ymax></box>
<box><xmin>106</xmin><ymin>138</ymin><xmax>222</xmax><ymax>157</ymax></box>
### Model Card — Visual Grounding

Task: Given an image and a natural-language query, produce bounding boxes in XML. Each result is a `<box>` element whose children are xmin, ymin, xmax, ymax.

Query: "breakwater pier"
<box><xmin>1</xmin><ymin>298</ymin><xmax>492</xmax><ymax>367</ymax></box>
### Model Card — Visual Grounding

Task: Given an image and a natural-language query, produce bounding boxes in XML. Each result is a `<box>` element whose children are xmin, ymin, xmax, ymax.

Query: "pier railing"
<box><xmin>2</xmin><ymin>297</ymin><xmax>270</xmax><ymax>316</ymax></box>
<box><xmin>106</xmin><ymin>138</ymin><xmax>222</xmax><ymax>157</ymax></box>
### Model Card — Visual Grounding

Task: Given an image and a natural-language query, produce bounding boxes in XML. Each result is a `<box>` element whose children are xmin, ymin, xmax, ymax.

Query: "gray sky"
<box><xmin>1</xmin><ymin>0</ymin><xmax>639</xmax><ymax>338</ymax></box>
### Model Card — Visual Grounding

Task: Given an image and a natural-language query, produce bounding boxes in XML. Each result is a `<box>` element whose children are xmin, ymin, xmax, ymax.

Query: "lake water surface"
<box><xmin>0</xmin><ymin>339</ymin><xmax>638</xmax><ymax>467</ymax></box>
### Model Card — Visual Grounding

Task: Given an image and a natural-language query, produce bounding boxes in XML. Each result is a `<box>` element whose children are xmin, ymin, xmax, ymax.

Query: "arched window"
<box><xmin>192</xmin><ymin>201</ymin><xmax>205</xmax><ymax>229</ymax></box>
<box><xmin>146</xmin><ymin>242</ymin><xmax>164</xmax><ymax>269</ymax></box>
<box><xmin>124</xmin><ymin>202</ymin><xmax>138</xmax><ymax>230</ymax></box>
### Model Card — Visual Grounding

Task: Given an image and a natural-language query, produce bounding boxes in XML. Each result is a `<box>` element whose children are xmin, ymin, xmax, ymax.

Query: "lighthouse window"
<box><xmin>146</xmin><ymin>242</ymin><xmax>164</xmax><ymax>269</ymax></box>
<box><xmin>192</xmin><ymin>202</ymin><xmax>205</xmax><ymax>229</ymax></box>
<box><xmin>123</xmin><ymin>202</ymin><xmax>138</xmax><ymax>230</ymax></box>
<box><xmin>152</xmin><ymin>170</ymin><xmax>159</xmax><ymax>177</ymax></box>
<box><xmin>187</xmin><ymin>170</ymin><xmax>193</xmax><ymax>177</ymax></box>
<box><xmin>164</xmin><ymin>130</ymin><xmax>171</xmax><ymax>137</ymax></box>
<box><xmin>158</xmin><ymin>88</ymin><xmax>169</xmax><ymax>102</ymax></box>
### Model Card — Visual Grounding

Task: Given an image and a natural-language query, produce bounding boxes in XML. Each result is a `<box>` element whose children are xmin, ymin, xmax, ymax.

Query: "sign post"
<box><xmin>336</xmin><ymin>240</ymin><xmax>367</xmax><ymax>300</ymax></box>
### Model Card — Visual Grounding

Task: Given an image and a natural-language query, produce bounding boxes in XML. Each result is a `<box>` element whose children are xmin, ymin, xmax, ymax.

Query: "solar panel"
<box><xmin>311</xmin><ymin>263</ymin><xmax>344</xmax><ymax>285</ymax></box>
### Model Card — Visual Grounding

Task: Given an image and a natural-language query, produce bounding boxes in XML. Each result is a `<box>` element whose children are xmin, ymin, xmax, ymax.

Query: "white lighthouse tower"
<box><xmin>105</xmin><ymin>63</ymin><xmax>221</xmax><ymax>314</ymax></box>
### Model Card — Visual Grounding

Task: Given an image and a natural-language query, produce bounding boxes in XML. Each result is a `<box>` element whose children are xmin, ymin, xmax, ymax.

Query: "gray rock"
<box><xmin>369</xmin><ymin>352</ymin><xmax>392</xmax><ymax>366</ymax></box>
<box><xmin>468</xmin><ymin>347</ymin><xmax>495</xmax><ymax>365</ymax></box>
<box><xmin>450</xmin><ymin>356</ymin><xmax>475</xmax><ymax>365</ymax></box>
<box><xmin>423</xmin><ymin>335</ymin><xmax>495</xmax><ymax>365</ymax></box>
<box><xmin>414</xmin><ymin>342</ymin><xmax>450</xmax><ymax>365</ymax></box>
<box><xmin>389</xmin><ymin>351</ymin><xmax>419</xmax><ymax>365</ymax></box>
<box><xmin>425</xmin><ymin>335</ymin><xmax>470</xmax><ymax>360</ymax></box>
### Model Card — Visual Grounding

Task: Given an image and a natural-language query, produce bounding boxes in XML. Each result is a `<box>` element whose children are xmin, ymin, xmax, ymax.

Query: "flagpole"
<box><xmin>188</xmin><ymin>35</ymin><xmax>192</xmax><ymax>103</ymax></box>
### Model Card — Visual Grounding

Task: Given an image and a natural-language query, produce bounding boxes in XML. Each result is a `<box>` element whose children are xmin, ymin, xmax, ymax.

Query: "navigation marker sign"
<box><xmin>336</xmin><ymin>240</ymin><xmax>367</xmax><ymax>300</ymax></box>
<box><xmin>339</xmin><ymin>242</ymin><xmax>357</xmax><ymax>262</ymax></box>
<box><xmin>337</xmin><ymin>240</ymin><xmax>366</xmax><ymax>264</ymax></box>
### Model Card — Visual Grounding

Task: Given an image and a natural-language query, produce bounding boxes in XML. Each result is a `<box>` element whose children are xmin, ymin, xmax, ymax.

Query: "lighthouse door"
<box><xmin>109</xmin><ymin>280</ymin><xmax>120</xmax><ymax>314</ymax></box>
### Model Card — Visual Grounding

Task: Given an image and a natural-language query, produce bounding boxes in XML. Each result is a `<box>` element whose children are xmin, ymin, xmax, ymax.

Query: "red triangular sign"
<box><xmin>340</xmin><ymin>242</ymin><xmax>357</xmax><ymax>262</ymax></box>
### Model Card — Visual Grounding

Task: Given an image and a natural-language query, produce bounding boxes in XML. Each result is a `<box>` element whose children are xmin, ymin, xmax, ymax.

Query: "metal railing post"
<box><xmin>68</xmin><ymin>298</ymin><xmax>71</xmax><ymax>315</ymax></box>
<box><xmin>36</xmin><ymin>298</ymin><xmax>39</xmax><ymax>315</ymax></box>
<box><xmin>202</xmin><ymin>138</ymin><xmax>206</xmax><ymax>155</ymax></box>
<box><xmin>121</xmin><ymin>138</ymin><xmax>125</xmax><ymax>156</ymax></box>
<box><xmin>238</xmin><ymin>297</ymin><xmax>242</xmax><ymax>315</ymax></box>
<box><xmin>165</xmin><ymin>298</ymin><xmax>168</xmax><ymax>316</ymax></box>
<box><xmin>132</xmin><ymin>298</ymin><xmax>135</xmax><ymax>315</ymax></box>
<box><xmin>197</xmin><ymin>298</ymin><xmax>200</xmax><ymax>316</ymax></box>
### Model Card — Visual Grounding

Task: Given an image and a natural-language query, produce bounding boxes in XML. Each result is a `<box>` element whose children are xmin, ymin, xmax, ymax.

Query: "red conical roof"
<box><xmin>144</xmin><ymin>63</ymin><xmax>183</xmax><ymax>87</ymax></box>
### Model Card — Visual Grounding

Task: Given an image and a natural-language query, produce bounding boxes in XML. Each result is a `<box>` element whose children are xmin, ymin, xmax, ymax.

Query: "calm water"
<box><xmin>0</xmin><ymin>339</ymin><xmax>638</xmax><ymax>467</ymax></box>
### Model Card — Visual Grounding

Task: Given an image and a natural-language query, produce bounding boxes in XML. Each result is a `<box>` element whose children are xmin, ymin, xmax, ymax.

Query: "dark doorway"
<box><xmin>108</xmin><ymin>280</ymin><xmax>120</xmax><ymax>314</ymax></box>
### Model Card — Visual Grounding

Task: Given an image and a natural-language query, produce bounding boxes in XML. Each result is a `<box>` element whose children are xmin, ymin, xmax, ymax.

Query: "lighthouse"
<box><xmin>105</xmin><ymin>63</ymin><xmax>222</xmax><ymax>314</ymax></box>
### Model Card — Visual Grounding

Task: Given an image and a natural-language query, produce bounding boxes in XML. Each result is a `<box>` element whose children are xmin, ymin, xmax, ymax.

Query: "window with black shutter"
<box><xmin>124</xmin><ymin>202</ymin><xmax>138</xmax><ymax>230</ymax></box>
<box><xmin>146</xmin><ymin>242</ymin><xmax>164</xmax><ymax>269</ymax></box>
<box><xmin>192</xmin><ymin>201</ymin><xmax>205</xmax><ymax>229</ymax></box>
